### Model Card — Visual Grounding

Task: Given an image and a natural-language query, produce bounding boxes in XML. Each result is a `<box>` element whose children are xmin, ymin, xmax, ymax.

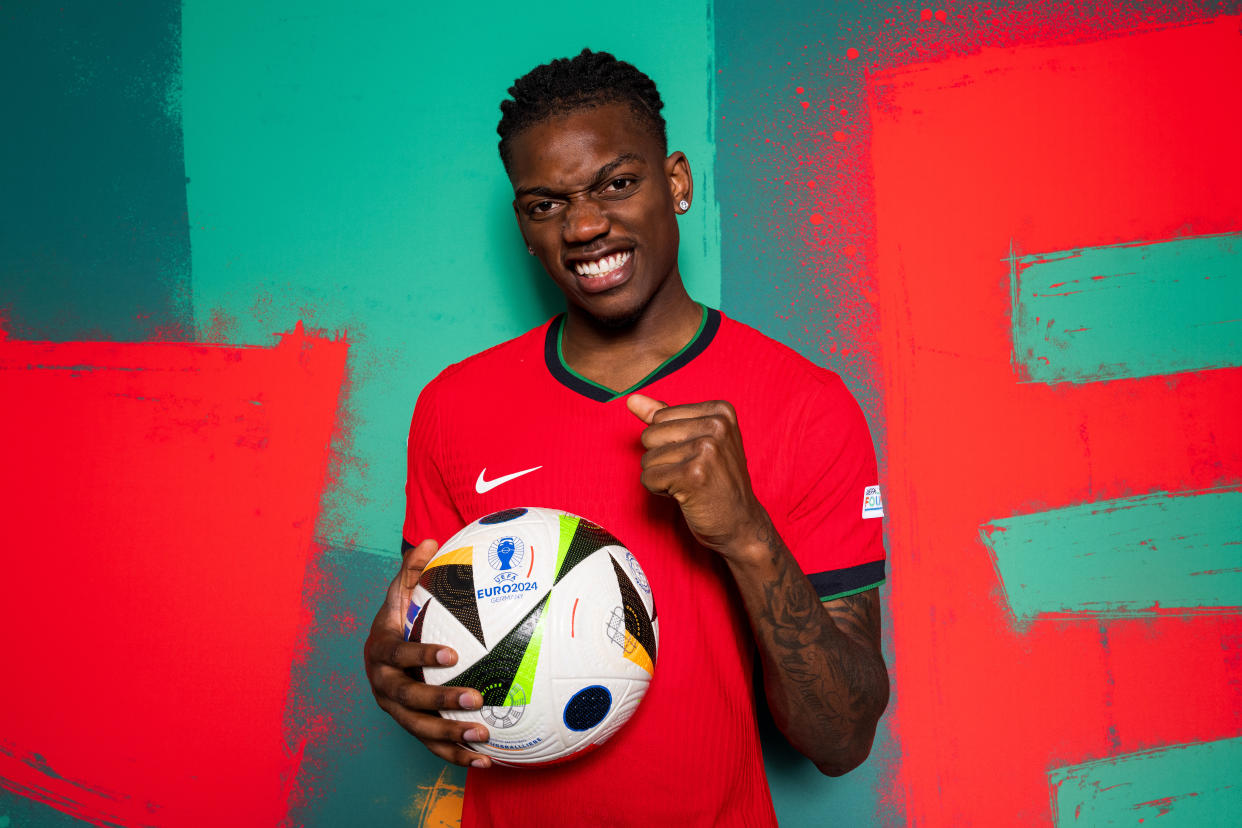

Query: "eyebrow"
<box><xmin>514</xmin><ymin>153</ymin><xmax>644</xmax><ymax>199</ymax></box>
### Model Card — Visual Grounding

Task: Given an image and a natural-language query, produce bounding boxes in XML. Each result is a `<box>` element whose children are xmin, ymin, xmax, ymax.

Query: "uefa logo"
<box><xmin>487</xmin><ymin>535</ymin><xmax>526</xmax><ymax>582</ymax></box>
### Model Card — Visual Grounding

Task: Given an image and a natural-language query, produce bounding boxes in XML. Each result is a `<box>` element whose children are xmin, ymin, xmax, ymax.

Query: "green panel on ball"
<box><xmin>511</xmin><ymin>597</ymin><xmax>551</xmax><ymax>704</ymax></box>
<box><xmin>555</xmin><ymin>513</ymin><xmax>581</xmax><ymax>575</ymax></box>
<box><xmin>449</xmin><ymin>595</ymin><xmax>549</xmax><ymax>706</ymax></box>
<box><xmin>555</xmin><ymin>519</ymin><xmax>625</xmax><ymax>586</ymax></box>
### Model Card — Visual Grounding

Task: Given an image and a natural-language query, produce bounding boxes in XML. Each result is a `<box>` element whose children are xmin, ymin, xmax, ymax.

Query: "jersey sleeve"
<box><xmin>779</xmin><ymin>373</ymin><xmax>887</xmax><ymax>601</ymax></box>
<box><xmin>402</xmin><ymin>377</ymin><xmax>464</xmax><ymax>551</ymax></box>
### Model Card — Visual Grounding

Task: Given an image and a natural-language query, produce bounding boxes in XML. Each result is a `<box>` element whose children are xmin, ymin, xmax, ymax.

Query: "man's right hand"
<box><xmin>363</xmin><ymin>538</ymin><xmax>493</xmax><ymax>768</ymax></box>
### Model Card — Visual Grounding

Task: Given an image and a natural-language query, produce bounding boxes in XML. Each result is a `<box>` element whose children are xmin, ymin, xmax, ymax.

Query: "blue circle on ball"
<box><xmin>563</xmin><ymin>685</ymin><xmax>612</xmax><ymax>731</ymax></box>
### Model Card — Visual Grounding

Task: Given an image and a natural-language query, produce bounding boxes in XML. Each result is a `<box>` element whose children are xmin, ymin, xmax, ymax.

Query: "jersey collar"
<box><xmin>544</xmin><ymin>305</ymin><xmax>722</xmax><ymax>402</ymax></box>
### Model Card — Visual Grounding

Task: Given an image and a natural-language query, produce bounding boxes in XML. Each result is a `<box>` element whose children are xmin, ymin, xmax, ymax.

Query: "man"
<box><xmin>364</xmin><ymin>49</ymin><xmax>889</xmax><ymax>826</ymax></box>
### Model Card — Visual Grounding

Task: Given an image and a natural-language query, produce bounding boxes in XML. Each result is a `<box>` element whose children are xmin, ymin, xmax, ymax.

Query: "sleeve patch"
<box><xmin>862</xmin><ymin>485</ymin><xmax>885</xmax><ymax>519</ymax></box>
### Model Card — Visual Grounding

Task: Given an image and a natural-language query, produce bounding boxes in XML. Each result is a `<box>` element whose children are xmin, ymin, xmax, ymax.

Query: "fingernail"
<box><xmin>463</xmin><ymin>728</ymin><xmax>483</xmax><ymax>742</ymax></box>
<box><xmin>436</xmin><ymin>649</ymin><xmax>453</xmax><ymax>666</ymax></box>
<box><xmin>471</xmin><ymin>758</ymin><xmax>489</xmax><ymax>768</ymax></box>
<box><xmin>459</xmin><ymin>692</ymin><xmax>477</xmax><ymax>709</ymax></box>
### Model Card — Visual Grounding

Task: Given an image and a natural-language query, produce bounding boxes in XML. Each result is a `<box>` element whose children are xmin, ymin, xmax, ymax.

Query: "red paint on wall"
<box><xmin>758</xmin><ymin>2</ymin><xmax>1222</xmax><ymax>422</ymax></box>
<box><xmin>870</xmin><ymin>17</ymin><xmax>1242</xmax><ymax>824</ymax></box>
<box><xmin>0</xmin><ymin>323</ymin><xmax>348</xmax><ymax>825</ymax></box>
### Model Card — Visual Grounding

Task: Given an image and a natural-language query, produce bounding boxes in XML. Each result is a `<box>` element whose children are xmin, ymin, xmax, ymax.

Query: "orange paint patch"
<box><xmin>408</xmin><ymin>766</ymin><xmax>465</xmax><ymax>828</ymax></box>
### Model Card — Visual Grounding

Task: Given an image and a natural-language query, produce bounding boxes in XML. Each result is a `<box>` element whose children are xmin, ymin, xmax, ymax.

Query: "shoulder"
<box><xmin>409</xmin><ymin>319</ymin><xmax>554</xmax><ymax>451</ymax></box>
<box><xmin>422</xmin><ymin>319</ymin><xmax>554</xmax><ymax>398</ymax></box>
<box><xmin>714</xmin><ymin>312</ymin><xmax>856</xmax><ymax>404</ymax></box>
<box><xmin>706</xmin><ymin>314</ymin><xmax>874</xmax><ymax>472</ymax></box>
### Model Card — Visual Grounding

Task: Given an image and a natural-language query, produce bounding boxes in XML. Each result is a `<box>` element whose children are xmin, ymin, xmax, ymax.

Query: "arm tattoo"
<box><xmin>753</xmin><ymin>525</ymin><xmax>888</xmax><ymax>773</ymax></box>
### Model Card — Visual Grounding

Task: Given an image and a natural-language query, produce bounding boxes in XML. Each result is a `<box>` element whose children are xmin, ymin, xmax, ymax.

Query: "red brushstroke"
<box><xmin>869</xmin><ymin>16</ymin><xmax>1242</xmax><ymax>825</ymax></box>
<box><xmin>0</xmin><ymin>322</ymin><xmax>348</xmax><ymax>826</ymax></box>
<box><xmin>571</xmin><ymin>597</ymin><xmax>580</xmax><ymax>638</ymax></box>
<box><xmin>760</xmin><ymin>0</ymin><xmax>1223</xmax><ymax>423</ymax></box>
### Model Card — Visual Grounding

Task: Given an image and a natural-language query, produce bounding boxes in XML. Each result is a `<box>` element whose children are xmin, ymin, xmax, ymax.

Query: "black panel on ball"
<box><xmin>419</xmin><ymin>563</ymin><xmax>486</xmax><ymax>648</ymax></box>
<box><xmin>448</xmin><ymin>595</ymin><xmax>548</xmax><ymax>707</ymax></box>
<box><xmin>610</xmin><ymin>557</ymin><xmax>657</xmax><ymax>665</ymax></box>
<box><xmin>554</xmin><ymin>519</ymin><xmax>623</xmax><ymax>586</ymax></box>
<box><xmin>479</xmin><ymin>508</ymin><xmax>528</xmax><ymax>524</ymax></box>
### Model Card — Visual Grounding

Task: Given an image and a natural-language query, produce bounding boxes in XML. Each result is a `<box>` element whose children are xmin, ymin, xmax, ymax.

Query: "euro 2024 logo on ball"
<box><xmin>487</xmin><ymin>535</ymin><xmax>525</xmax><ymax>581</ymax></box>
<box><xmin>478</xmin><ymin>535</ymin><xmax>539</xmax><ymax>603</ymax></box>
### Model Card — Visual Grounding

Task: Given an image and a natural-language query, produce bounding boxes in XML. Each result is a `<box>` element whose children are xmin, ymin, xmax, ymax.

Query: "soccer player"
<box><xmin>363</xmin><ymin>49</ymin><xmax>889</xmax><ymax>826</ymax></box>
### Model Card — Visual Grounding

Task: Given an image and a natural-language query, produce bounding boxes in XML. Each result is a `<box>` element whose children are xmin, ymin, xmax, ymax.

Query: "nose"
<box><xmin>563</xmin><ymin>197</ymin><xmax>610</xmax><ymax>244</ymax></box>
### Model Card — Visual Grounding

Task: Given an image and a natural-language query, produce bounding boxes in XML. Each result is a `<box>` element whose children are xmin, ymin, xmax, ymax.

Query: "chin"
<box><xmin>593</xmin><ymin>306</ymin><xmax>646</xmax><ymax>329</ymax></box>
<box><xmin>580</xmin><ymin>292</ymin><xmax>654</xmax><ymax>330</ymax></box>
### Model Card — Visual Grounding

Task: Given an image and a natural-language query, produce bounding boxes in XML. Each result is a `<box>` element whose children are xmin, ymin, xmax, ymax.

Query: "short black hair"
<box><xmin>497</xmin><ymin>49</ymin><xmax>667</xmax><ymax>171</ymax></box>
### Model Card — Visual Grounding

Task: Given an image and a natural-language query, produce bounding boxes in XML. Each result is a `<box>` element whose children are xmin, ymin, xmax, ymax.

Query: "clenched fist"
<box><xmin>626</xmin><ymin>393</ymin><xmax>771</xmax><ymax>562</ymax></box>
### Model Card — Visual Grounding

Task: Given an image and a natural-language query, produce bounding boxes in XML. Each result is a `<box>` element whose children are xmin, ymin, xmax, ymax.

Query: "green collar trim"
<box><xmin>545</xmin><ymin>304</ymin><xmax>720</xmax><ymax>402</ymax></box>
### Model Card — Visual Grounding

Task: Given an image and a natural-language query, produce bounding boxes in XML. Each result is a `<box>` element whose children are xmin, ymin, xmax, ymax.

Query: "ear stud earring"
<box><xmin>677</xmin><ymin>199</ymin><xmax>690</xmax><ymax>212</ymax></box>
<box><xmin>527</xmin><ymin>246</ymin><xmax>535</xmax><ymax>255</ymax></box>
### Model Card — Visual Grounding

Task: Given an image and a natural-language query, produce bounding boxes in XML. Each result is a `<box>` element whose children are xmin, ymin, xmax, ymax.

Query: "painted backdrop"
<box><xmin>2</xmin><ymin>1</ymin><xmax>1238</xmax><ymax>825</ymax></box>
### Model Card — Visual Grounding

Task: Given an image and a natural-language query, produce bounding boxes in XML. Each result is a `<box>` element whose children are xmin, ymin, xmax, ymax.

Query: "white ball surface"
<box><xmin>405</xmin><ymin>507</ymin><xmax>658</xmax><ymax>766</ymax></box>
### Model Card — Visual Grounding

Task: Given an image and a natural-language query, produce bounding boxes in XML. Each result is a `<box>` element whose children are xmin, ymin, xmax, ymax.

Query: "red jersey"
<box><xmin>404</xmin><ymin>308</ymin><xmax>886</xmax><ymax>827</ymax></box>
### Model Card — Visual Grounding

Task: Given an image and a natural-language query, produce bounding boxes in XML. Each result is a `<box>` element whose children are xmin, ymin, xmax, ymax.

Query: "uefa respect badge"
<box><xmin>862</xmin><ymin>485</ymin><xmax>884</xmax><ymax>519</ymax></box>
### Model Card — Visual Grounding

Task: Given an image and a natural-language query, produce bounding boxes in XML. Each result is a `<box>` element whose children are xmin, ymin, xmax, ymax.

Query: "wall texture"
<box><xmin>1</xmin><ymin>1</ymin><xmax>1238</xmax><ymax>825</ymax></box>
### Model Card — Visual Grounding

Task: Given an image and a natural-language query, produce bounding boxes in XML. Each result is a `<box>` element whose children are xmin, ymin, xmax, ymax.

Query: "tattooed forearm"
<box><xmin>732</xmin><ymin>519</ymin><xmax>889</xmax><ymax>776</ymax></box>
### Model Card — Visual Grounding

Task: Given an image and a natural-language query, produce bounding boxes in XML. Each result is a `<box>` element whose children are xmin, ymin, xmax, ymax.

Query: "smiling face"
<box><xmin>507</xmin><ymin>102</ymin><xmax>692</xmax><ymax>329</ymax></box>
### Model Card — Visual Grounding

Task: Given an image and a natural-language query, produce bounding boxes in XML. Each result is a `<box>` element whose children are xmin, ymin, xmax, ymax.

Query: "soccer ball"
<box><xmin>404</xmin><ymin>506</ymin><xmax>658</xmax><ymax>766</ymax></box>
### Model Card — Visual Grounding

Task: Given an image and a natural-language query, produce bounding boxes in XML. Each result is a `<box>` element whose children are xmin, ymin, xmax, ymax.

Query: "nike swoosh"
<box><xmin>475</xmin><ymin>465</ymin><xmax>542</xmax><ymax>494</ymax></box>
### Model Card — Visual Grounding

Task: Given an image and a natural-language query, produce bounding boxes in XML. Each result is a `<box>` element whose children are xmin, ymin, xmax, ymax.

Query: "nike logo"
<box><xmin>475</xmin><ymin>466</ymin><xmax>542</xmax><ymax>494</ymax></box>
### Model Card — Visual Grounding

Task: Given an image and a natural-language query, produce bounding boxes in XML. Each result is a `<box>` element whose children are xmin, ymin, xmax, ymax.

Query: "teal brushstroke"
<box><xmin>0</xmin><ymin>791</ymin><xmax>98</xmax><ymax>828</ymax></box>
<box><xmin>981</xmin><ymin>488</ymin><xmax>1242</xmax><ymax>623</ymax></box>
<box><xmin>182</xmin><ymin>0</ymin><xmax>721</xmax><ymax>556</ymax></box>
<box><xmin>715</xmin><ymin>2</ymin><xmax>894</xmax><ymax>825</ymax></box>
<box><xmin>1011</xmin><ymin>232</ymin><xmax>1242</xmax><ymax>384</ymax></box>
<box><xmin>1050</xmin><ymin>736</ymin><xmax>1242</xmax><ymax>826</ymax></box>
<box><xmin>285</xmin><ymin>544</ymin><xmax>466</xmax><ymax>827</ymax></box>
<box><xmin>0</xmin><ymin>1</ymin><xmax>193</xmax><ymax>342</ymax></box>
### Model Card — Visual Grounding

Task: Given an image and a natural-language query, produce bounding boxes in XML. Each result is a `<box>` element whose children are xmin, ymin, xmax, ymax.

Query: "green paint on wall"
<box><xmin>1050</xmin><ymin>736</ymin><xmax>1242</xmax><ymax>826</ymax></box>
<box><xmin>981</xmin><ymin>488</ymin><xmax>1242</xmax><ymax>623</ymax></box>
<box><xmin>715</xmin><ymin>3</ymin><xmax>893</xmax><ymax>825</ymax></box>
<box><xmin>0</xmin><ymin>1</ymin><xmax>192</xmax><ymax>342</ymax></box>
<box><xmin>0</xmin><ymin>792</ymin><xmax>86</xmax><ymax>828</ymax></box>
<box><xmin>1011</xmin><ymin>233</ymin><xmax>1242</xmax><ymax>384</ymax></box>
<box><xmin>181</xmin><ymin>0</ymin><xmax>720</xmax><ymax>554</ymax></box>
<box><xmin>287</xmin><ymin>545</ymin><xmax>467</xmax><ymax>828</ymax></box>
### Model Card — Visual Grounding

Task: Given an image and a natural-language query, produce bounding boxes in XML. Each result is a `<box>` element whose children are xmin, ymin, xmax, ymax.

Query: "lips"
<box><xmin>567</xmin><ymin>249</ymin><xmax>634</xmax><ymax>294</ymax></box>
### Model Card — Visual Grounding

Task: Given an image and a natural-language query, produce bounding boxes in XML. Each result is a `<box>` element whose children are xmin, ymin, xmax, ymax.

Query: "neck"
<box><xmin>559</xmin><ymin>276</ymin><xmax>703</xmax><ymax>394</ymax></box>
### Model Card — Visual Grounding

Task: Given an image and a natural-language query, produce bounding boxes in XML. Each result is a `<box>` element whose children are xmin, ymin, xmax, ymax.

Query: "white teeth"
<box><xmin>574</xmin><ymin>251</ymin><xmax>631</xmax><ymax>277</ymax></box>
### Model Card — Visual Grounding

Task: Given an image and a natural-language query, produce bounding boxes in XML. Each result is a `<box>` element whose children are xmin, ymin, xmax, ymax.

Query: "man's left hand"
<box><xmin>626</xmin><ymin>393</ymin><xmax>768</xmax><ymax>559</ymax></box>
